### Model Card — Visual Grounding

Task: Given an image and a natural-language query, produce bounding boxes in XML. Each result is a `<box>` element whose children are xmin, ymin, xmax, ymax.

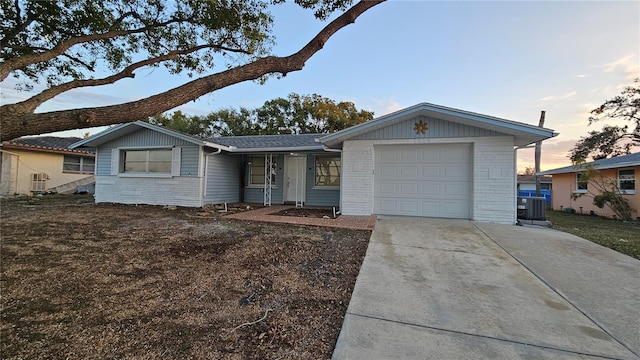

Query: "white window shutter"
<box><xmin>110</xmin><ymin>149</ymin><xmax>119</xmax><ymax>175</ymax></box>
<box><xmin>171</xmin><ymin>147</ymin><xmax>181</xmax><ymax>176</ymax></box>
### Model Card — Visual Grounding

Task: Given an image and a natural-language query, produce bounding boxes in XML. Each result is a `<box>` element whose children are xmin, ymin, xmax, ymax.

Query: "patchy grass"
<box><xmin>546</xmin><ymin>210</ymin><xmax>640</xmax><ymax>260</ymax></box>
<box><xmin>0</xmin><ymin>194</ymin><xmax>370</xmax><ymax>359</ymax></box>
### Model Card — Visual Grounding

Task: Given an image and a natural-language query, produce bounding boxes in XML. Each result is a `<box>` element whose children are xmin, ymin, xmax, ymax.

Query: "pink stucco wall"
<box><xmin>550</xmin><ymin>166</ymin><xmax>639</xmax><ymax>219</ymax></box>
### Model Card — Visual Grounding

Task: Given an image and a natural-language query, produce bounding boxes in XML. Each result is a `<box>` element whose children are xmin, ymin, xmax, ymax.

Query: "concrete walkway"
<box><xmin>332</xmin><ymin>216</ymin><xmax>640</xmax><ymax>359</ymax></box>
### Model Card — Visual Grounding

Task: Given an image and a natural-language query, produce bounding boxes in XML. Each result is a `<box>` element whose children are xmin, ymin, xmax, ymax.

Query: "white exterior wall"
<box><xmin>341</xmin><ymin>136</ymin><xmax>516</xmax><ymax>224</ymax></box>
<box><xmin>95</xmin><ymin>175</ymin><xmax>203</xmax><ymax>207</ymax></box>
<box><xmin>472</xmin><ymin>137</ymin><xmax>516</xmax><ymax>224</ymax></box>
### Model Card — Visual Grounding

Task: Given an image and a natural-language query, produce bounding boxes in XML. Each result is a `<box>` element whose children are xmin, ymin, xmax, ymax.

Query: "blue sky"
<box><xmin>2</xmin><ymin>1</ymin><xmax>639</xmax><ymax>172</ymax></box>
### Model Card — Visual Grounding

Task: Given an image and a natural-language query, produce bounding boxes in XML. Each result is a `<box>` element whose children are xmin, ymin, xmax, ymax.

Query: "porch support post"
<box><xmin>263</xmin><ymin>153</ymin><xmax>272</xmax><ymax>206</ymax></box>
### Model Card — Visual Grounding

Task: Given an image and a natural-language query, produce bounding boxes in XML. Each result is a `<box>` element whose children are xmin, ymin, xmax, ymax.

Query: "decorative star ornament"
<box><xmin>414</xmin><ymin>120</ymin><xmax>428</xmax><ymax>135</ymax></box>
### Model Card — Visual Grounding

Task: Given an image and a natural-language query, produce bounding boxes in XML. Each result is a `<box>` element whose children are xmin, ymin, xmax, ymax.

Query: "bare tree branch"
<box><xmin>2</xmin><ymin>43</ymin><xmax>251</xmax><ymax>115</ymax></box>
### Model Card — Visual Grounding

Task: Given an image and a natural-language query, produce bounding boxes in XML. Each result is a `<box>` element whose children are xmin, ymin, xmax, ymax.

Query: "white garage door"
<box><xmin>374</xmin><ymin>144</ymin><xmax>471</xmax><ymax>218</ymax></box>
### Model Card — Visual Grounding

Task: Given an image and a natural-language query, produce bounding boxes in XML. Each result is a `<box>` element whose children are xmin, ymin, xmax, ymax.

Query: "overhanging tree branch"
<box><xmin>0</xmin><ymin>0</ymin><xmax>384</xmax><ymax>141</ymax></box>
<box><xmin>2</xmin><ymin>43</ymin><xmax>252</xmax><ymax>115</ymax></box>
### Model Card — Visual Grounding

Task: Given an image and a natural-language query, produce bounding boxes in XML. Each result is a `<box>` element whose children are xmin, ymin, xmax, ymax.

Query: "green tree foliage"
<box><xmin>0</xmin><ymin>0</ymin><xmax>384</xmax><ymax>140</ymax></box>
<box><xmin>570</xmin><ymin>79</ymin><xmax>640</xmax><ymax>162</ymax></box>
<box><xmin>146</xmin><ymin>93</ymin><xmax>374</xmax><ymax>136</ymax></box>
<box><xmin>147</xmin><ymin>111</ymin><xmax>215</xmax><ymax>137</ymax></box>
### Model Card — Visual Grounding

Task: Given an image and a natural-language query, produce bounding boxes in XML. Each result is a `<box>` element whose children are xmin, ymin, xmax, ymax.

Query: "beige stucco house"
<box><xmin>538</xmin><ymin>153</ymin><xmax>639</xmax><ymax>218</ymax></box>
<box><xmin>0</xmin><ymin>137</ymin><xmax>95</xmax><ymax>196</ymax></box>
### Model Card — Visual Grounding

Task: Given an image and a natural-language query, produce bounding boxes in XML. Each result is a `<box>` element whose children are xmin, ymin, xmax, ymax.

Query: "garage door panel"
<box><xmin>444</xmin><ymin>147</ymin><xmax>470</xmax><ymax>162</ymax></box>
<box><xmin>421</xmin><ymin>166</ymin><xmax>444</xmax><ymax>179</ymax></box>
<box><xmin>421</xmin><ymin>183</ymin><xmax>442</xmax><ymax>197</ymax></box>
<box><xmin>378</xmin><ymin>199</ymin><xmax>398</xmax><ymax>213</ymax></box>
<box><xmin>399</xmin><ymin>166</ymin><xmax>419</xmax><ymax>178</ymax></box>
<box><xmin>400</xmin><ymin>183</ymin><xmax>419</xmax><ymax>195</ymax></box>
<box><xmin>445</xmin><ymin>166</ymin><xmax>470</xmax><ymax>178</ymax></box>
<box><xmin>378</xmin><ymin>165</ymin><xmax>398</xmax><ymax>178</ymax></box>
<box><xmin>374</xmin><ymin>144</ymin><xmax>471</xmax><ymax>219</ymax></box>
<box><xmin>421</xmin><ymin>148</ymin><xmax>441</xmax><ymax>162</ymax></box>
<box><xmin>399</xmin><ymin>201</ymin><xmax>419</xmax><ymax>213</ymax></box>
<box><xmin>401</xmin><ymin>148</ymin><xmax>419</xmax><ymax>161</ymax></box>
<box><xmin>378</xmin><ymin>182</ymin><xmax>398</xmax><ymax>196</ymax></box>
<box><xmin>379</xmin><ymin>149</ymin><xmax>399</xmax><ymax>161</ymax></box>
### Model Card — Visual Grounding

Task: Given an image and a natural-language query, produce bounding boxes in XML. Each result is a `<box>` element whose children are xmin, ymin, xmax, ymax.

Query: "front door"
<box><xmin>285</xmin><ymin>155</ymin><xmax>307</xmax><ymax>204</ymax></box>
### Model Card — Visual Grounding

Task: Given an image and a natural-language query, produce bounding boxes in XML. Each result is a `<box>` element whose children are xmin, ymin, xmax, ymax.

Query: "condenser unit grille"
<box><xmin>517</xmin><ymin>196</ymin><xmax>546</xmax><ymax>220</ymax></box>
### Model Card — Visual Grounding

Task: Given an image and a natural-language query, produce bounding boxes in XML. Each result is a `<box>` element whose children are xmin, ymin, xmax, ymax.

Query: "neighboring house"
<box><xmin>538</xmin><ymin>153</ymin><xmax>639</xmax><ymax>218</ymax></box>
<box><xmin>517</xmin><ymin>175</ymin><xmax>552</xmax><ymax>191</ymax></box>
<box><xmin>71</xmin><ymin>102</ymin><xmax>556</xmax><ymax>224</ymax></box>
<box><xmin>0</xmin><ymin>137</ymin><xmax>95</xmax><ymax>196</ymax></box>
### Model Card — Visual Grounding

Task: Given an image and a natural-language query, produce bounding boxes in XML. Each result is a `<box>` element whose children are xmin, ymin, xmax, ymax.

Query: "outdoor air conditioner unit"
<box><xmin>517</xmin><ymin>196</ymin><xmax>546</xmax><ymax>220</ymax></box>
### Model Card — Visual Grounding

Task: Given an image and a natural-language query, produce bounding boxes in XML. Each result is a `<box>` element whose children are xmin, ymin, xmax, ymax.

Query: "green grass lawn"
<box><xmin>545</xmin><ymin>210</ymin><xmax>640</xmax><ymax>260</ymax></box>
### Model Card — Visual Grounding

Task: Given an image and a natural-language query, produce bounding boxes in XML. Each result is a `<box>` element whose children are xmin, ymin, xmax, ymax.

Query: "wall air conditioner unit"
<box><xmin>31</xmin><ymin>172</ymin><xmax>49</xmax><ymax>193</ymax></box>
<box><xmin>517</xmin><ymin>197</ymin><xmax>546</xmax><ymax>220</ymax></box>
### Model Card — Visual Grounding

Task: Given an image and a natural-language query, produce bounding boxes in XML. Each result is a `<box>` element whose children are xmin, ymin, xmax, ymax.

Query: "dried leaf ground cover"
<box><xmin>0</xmin><ymin>195</ymin><xmax>370</xmax><ymax>359</ymax></box>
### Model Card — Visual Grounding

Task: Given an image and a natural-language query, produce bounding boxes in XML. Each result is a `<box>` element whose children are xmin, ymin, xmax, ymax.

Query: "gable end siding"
<box><xmin>92</xmin><ymin>128</ymin><xmax>204</xmax><ymax>207</ymax></box>
<box><xmin>351</xmin><ymin>115</ymin><xmax>502</xmax><ymax>140</ymax></box>
<box><xmin>95</xmin><ymin>128</ymin><xmax>199</xmax><ymax>176</ymax></box>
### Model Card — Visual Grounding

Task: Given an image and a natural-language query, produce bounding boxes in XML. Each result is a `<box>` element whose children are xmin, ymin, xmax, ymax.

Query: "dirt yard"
<box><xmin>0</xmin><ymin>195</ymin><xmax>370</xmax><ymax>359</ymax></box>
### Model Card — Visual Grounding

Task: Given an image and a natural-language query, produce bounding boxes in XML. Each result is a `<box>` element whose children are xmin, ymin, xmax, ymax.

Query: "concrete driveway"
<box><xmin>332</xmin><ymin>216</ymin><xmax>640</xmax><ymax>359</ymax></box>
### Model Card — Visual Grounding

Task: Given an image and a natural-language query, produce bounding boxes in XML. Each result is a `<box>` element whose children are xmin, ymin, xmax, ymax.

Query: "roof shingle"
<box><xmin>208</xmin><ymin>133</ymin><xmax>324</xmax><ymax>151</ymax></box>
<box><xmin>539</xmin><ymin>152</ymin><xmax>640</xmax><ymax>175</ymax></box>
<box><xmin>3</xmin><ymin>136</ymin><xmax>94</xmax><ymax>154</ymax></box>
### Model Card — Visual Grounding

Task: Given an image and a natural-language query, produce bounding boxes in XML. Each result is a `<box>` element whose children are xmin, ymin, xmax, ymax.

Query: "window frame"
<box><xmin>575</xmin><ymin>172</ymin><xmax>588</xmax><ymax>193</ymax></box>
<box><xmin>618</xmin><ymin>168</ymin><xmax>635</xmax><ymax>194</ymax></box>
<box><xmin>62</xmin><ymin>155</ymin><xmax>95</xmax><ymax>174</ymax></box>
<box><xmin>114</xmin><ymin>147</ymin><xmax>179</xmax><ymax>178</ymax></box>
<box><xmin>247</xmin><ymin>156</ymin><xmax>277</xmax><ymax>188</ymax></box>
<box><xmin>314</xmin><ymin>155</ymin><xmax>341</xmax><ymax>189</ymax></box>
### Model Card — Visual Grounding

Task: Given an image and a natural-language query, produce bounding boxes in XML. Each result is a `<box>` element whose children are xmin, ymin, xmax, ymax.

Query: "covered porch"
<box><xmin>203</xmin><ymin>134</ymin><xmax>341</xmax><ymax>209</ymax></box>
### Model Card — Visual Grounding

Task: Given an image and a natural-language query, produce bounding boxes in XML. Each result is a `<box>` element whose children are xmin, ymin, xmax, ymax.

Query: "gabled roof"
<box><xmin>207</xmin><ymin>133</ymin><xmax>324</xmax><ymax>152</ymax></box>
<box><xmin>2</xmin><ymin>136</ymin><xmax>94</xmax><ymax>155</ymax></box>
<box><xmin>70</xmin><ymin>121</ymin><xmax>220</xmax><ymax>149</ymax></box>
<box><xmin>319</xmin><ymin>102</ymin><xmax>557</xmax><ymax>148</ymax></box>
<box><xmin>538</xmin><ymin>152</ymin><xmax>640</xmax><ymax>175</ymax></box>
